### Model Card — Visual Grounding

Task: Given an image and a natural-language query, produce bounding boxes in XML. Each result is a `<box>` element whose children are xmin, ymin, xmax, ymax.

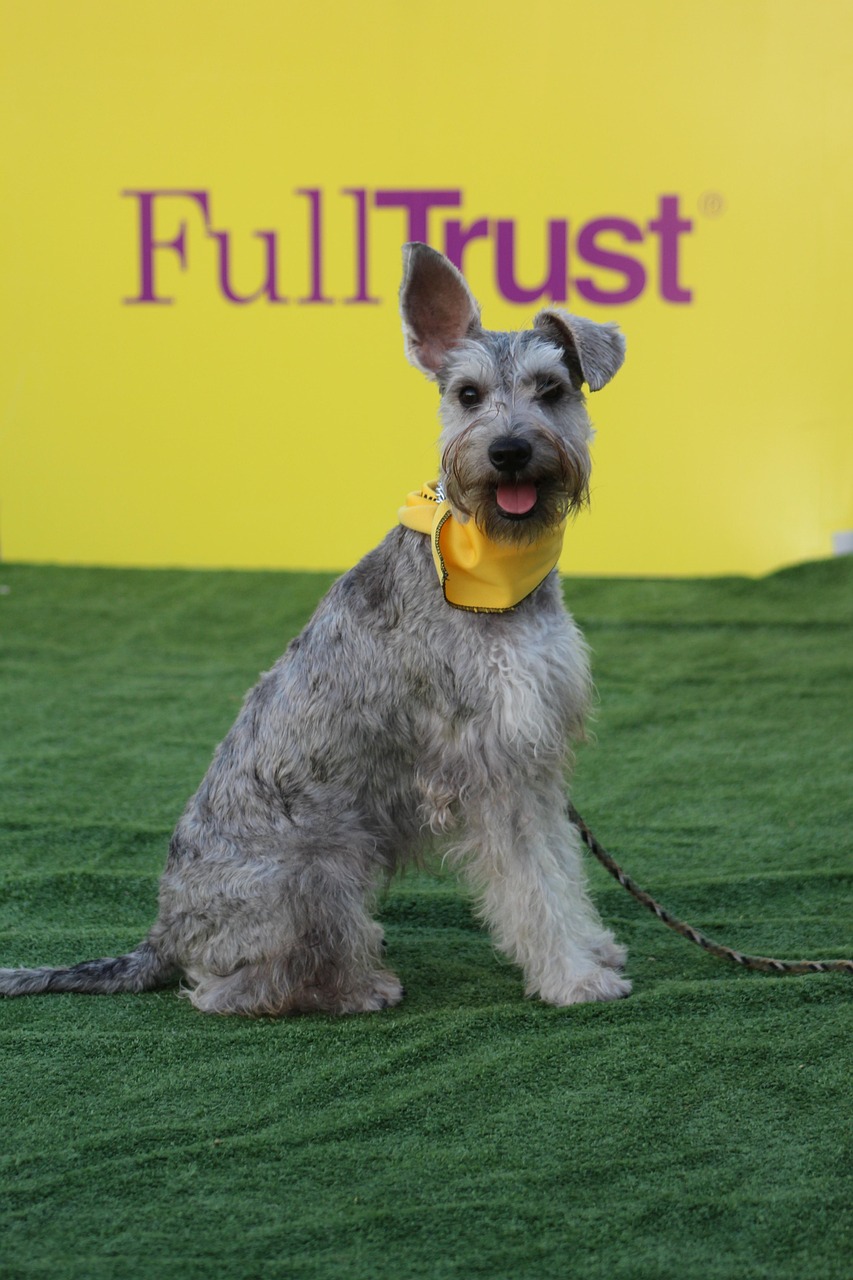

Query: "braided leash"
<box><xmin>568</xmin><ymin>804</ymin><xmax>853</xmax><ymax>975</ymax></box>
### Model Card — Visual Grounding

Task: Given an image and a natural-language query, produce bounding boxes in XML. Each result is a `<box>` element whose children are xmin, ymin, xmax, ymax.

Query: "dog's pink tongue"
<box><xmin>496</xmin><ymin>482</ymin><xmax>537</xmax><ymax>515</ymax></box>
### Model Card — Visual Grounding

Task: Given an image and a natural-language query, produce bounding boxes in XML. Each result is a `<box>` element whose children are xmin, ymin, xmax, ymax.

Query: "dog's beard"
<box><xmin>441</xmin><ymin>424</ymin><xmax>590</xmax><ymax>547</ymax></box>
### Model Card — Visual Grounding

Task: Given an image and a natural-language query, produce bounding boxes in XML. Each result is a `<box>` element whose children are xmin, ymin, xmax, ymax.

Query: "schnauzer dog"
<box><xmin>0</xmin><ymin>243</ymin><xmax>629</xmax><ymax>1014</ymax></box>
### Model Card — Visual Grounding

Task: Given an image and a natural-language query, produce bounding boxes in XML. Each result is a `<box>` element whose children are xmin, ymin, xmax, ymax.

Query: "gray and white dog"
<box><xmin>0</xmin><ymin>244</ymin><xmax>629</xmax><ymax>1015</ymax></box>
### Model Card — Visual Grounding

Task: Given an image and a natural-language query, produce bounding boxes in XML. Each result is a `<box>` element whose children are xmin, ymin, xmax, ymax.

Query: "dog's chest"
<box><xmin>424</xmin><ymin>598</ymin><xmax>590</xmax><ymax>755</ymax></box>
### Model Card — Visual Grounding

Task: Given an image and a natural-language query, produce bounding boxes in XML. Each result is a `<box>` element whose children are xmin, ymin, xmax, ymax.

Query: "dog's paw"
<box><xmin>341</xmin><ymin>969</ymin><xmax>405</xmax><ymax>1014</ymax></box>
<box><xmin>537</xmin><ymin>965</ymin><xmax>632</xmax><ymax>1006</ymax></box>
<box><xmin>588</xmin><ymin>933</ymin><xmax>629</xmax><ymax>972</ymax></box>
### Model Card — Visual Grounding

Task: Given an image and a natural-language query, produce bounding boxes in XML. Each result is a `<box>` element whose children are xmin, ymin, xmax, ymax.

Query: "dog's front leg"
<box><xmin>460</xmin><ymin>785</ymin><xmax>631</xmax><ymax>1005</ymax></box>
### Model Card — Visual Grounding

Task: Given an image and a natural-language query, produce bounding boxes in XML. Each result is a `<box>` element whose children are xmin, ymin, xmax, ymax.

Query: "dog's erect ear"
<box><xmin>533</xmin><ymin>309</ymin><xmax>626</xmax><ymax>392</ymax></box>
<box><xmin>400</xmin><ymin>243</ymin><xmax>482</xmax><ymax>380</ymax></box>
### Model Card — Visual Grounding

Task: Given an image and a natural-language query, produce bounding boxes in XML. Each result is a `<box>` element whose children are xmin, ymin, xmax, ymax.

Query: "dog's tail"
<box><xmin>0</xmin><ymin>939</ymin><xmax>177</xmax><ymax>997</ymax></box>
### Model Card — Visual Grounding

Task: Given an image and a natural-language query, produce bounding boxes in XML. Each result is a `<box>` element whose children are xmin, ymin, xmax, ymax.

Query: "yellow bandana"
<box><xmin>399</xmin><ymin>483</ymin><xmax>566</xmax><ymax>613</ymax></box>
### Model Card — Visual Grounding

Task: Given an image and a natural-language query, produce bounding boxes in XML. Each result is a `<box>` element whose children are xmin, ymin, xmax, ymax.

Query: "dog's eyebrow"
<box><xmin>442</xmin><ymin>346</ymin><xmax>497</xmax><ymax>388</ymax></box>
<box><xmin>510</xmin><ymin>345</ymin><xmax>568</xmax><ymax>386</ymax></box>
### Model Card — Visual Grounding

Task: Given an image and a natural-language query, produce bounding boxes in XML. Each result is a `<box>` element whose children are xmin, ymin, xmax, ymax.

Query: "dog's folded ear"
<box><xmin>400</xmin><ymin>243</ymin><xmax>482</xmax><ymax>380</ymax></box>
<box><xmin>533</xmin><ymin>309</ymin><xmax>626</xmax><ymax>392</ymax></box>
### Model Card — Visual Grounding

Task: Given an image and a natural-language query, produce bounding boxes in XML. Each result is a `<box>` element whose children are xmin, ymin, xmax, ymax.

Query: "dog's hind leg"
<box><xmin>179</xmin><ymin>853</ymin><xmax>403</xmax><ymax>1017</ymax></box>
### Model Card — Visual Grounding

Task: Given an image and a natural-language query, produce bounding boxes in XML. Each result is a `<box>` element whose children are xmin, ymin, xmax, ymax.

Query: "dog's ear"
<box><xmin>533</xmin><ymin>309</ymin><xmax>626</xmax><ymax>392</ymax></box>
<box><xmin>400</xmin><ymin>243</ymin><xmax>481</xmax><ymax>380</ymax></box>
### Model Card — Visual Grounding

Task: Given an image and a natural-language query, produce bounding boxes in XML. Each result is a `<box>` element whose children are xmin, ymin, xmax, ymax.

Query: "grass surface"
<box><xmin>1</xmin><ymin>559</ymin><xmax>851</xmax><ymax>1280</ymax></box>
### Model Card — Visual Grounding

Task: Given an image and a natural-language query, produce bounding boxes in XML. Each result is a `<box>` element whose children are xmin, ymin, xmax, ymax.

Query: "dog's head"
<box><xmin>400</xmin><ymin>242</ymin><xmax>625</xmax><ymax>546</ymax></box>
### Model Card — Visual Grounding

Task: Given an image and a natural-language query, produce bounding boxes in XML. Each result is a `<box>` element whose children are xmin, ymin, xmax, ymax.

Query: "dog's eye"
<box><xmin>458</xmin><ymin>385</ymin><xmax>481</xmax><ymax>408</ymax></box>
<box><xmin>538</xmin><ymin>383</ymin><xmax>564</xmax><ymax>405</ymax></box>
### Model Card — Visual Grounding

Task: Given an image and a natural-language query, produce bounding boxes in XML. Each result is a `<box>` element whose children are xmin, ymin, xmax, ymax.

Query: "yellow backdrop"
<box><xmin>2</xmin><ymin>0</ymin><xmax>852</xmax><ymax>576</ymax></box>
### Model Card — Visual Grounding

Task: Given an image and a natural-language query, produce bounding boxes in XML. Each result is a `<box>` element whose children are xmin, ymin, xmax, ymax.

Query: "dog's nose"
<box><xmin>488</xmin><ymin>437</ymin><xmax>533</xmax><ymax>472</ymax></box>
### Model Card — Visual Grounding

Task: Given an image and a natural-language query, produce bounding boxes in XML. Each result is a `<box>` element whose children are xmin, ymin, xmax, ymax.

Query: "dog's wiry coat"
<box><xmin>0</xmin><ymin>244</ymin><xmax>629</xmax><ymax>1014</ymax></box>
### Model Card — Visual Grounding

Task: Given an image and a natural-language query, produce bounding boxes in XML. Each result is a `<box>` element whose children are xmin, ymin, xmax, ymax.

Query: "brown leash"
<box><xmin>568</xmin><ymin>804</ymin><xmax>853</xmax><ymax>975</ymax></box>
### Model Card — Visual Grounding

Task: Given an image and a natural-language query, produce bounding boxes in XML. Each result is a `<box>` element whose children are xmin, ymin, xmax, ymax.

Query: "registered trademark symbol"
<box><xmin>698</xmin><ymin>191</ymin><xmax>725</xmax><ymax>218</ymax></box>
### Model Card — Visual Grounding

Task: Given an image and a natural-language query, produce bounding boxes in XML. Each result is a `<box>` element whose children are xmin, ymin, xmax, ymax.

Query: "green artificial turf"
<box><xmin>1</xmin><ymin>559</ymin><xmax>851</xmax><ymax>1280</ymax></box>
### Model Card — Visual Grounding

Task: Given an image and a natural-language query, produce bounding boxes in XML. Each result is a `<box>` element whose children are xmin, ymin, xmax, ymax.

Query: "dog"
<box><xmin>0</xmin><ymin>243</ymin><xmax>629</xmax><ymax>1015</ymax></box>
